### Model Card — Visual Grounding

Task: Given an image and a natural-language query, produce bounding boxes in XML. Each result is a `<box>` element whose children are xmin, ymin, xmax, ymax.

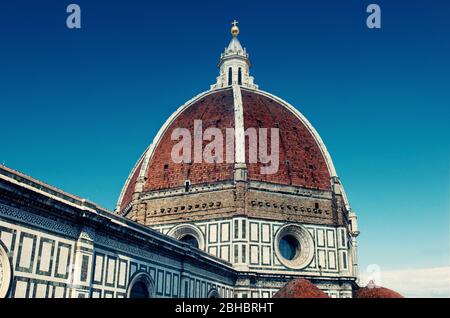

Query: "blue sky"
<box><xmin>0</xmin><ymin>0</ymin><xmax>449</xmax><ymax>278</ymax></box>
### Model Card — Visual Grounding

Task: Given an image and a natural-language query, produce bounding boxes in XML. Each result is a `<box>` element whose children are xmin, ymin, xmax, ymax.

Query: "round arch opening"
<box><xmin>127</xmin><ymin>271</ymin><xmax>155</xmax><ymax>299</ymax></box>
<box><xmin>168</xmin><ymin>224</ymin><xmax>205</xmax><ymax>250</ymax></box>
<box><xmin>0</xmin><ymin>241</ymin><xmax>12</xmax><ymax>298</ymax></box>
<box><xmin>207</xmin><ymin>288</ymin><xmax>220</xmax><ymax>298</ymax></box>
<box><xmin>179</xmin><ymin>234</ymin><xmax>199</xmax><ymax>248</ymax></box>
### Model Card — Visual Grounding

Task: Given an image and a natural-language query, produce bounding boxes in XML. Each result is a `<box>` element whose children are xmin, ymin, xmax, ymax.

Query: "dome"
<box><xmin>115</xmin><ymin>22</ymin><xmax>352</xmax><ymax>226</ymax></box>
<box><xmin>116</xmin><ymin>87</ymin><xmax>336</xmax><ymax>213</ymax></box>
<box><xmin>273</xmin><ymin>278</ymin><xmax>329</xmax><ymax>298</ymax></box>
<box><xmin>356</xmin><ymin>285</ymin><xmax>403</xmax><ymax>298</ymax></box>
<box><xmin>114</xmin><ymin>22</ymin><xmax>359</xmax><ymax>299</ymax></box>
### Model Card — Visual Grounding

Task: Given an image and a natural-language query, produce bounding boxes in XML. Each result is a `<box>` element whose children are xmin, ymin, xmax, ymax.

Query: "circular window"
<box><xmin>274</xmin><ymin>224</ymin><xmax>314</xmax><ymax>269</ymax></box>
<box><xmin>179</xmin><ymin>234</ymin><xmax>199</xmax><ymax>248</ymax></box>
<box><xmin>0</xmin><ymin>241</ymin><xmax>12</xmax><ymax>298</ymax></box>
<box><xmin>279</xmin><ymin>235</ymin><xmax>300</xmax><ymax>260</ymax></box>
<box><xmin>168</xmin><ymin>224</ymin><xmax>205</xmax><ymax>250</ymax></box>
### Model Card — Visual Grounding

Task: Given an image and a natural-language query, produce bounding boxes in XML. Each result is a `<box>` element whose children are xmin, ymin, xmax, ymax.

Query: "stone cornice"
<box><xmin>0</xmin><ymin>164</ymin><xmax>236</xmax><ymax>278</ymax></box>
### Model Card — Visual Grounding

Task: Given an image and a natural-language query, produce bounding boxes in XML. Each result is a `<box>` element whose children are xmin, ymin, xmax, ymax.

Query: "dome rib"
<box><xmin>116</xmin><ymin>147</ymin><xmax>147</xmax><ymax>213</ymax></box>
<box><xmin>143</xmin><ymin>88</ymin><xmax>235</xmax><ymax>191</ymax></box>
<box><xmin>249</xmin><ymin>88</ymin><xmax>351</xmax><ymax>210</ymax></box>
<box><xmin>116</xmin><ymin>88</ymin><xmax>222</xmax><ymax>212</ymax></box>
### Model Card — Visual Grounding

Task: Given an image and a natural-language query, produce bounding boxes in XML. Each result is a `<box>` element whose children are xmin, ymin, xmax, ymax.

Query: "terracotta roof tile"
<box><xmin>273</xmin><ymin>279</ymin><xmax>329</xmax><ymax>298</ymax></box>
<box><xmin>356</xmin><ymin>286</ymin><xmax>403</xmax><ymax>298</ymax></box>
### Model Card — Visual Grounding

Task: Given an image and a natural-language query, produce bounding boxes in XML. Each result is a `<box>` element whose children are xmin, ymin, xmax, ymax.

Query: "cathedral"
<box><xmin>0</xmin><ymin>22</ymin><xmax>363</xmax><ymax>298</ymax></box>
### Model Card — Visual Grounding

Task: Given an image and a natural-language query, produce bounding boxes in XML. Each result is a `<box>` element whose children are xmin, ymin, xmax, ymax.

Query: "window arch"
<box><xmin>167</xmin><ymin>224</ymin><xmax>205</xmax><ymax>250</ymax></box>
<box><xmin>179</xmin><ymin>234</ymin><xmax>199</xmax><ymax>248</ymax></box>
<box><xmin>127</xmin><ymin>271</ymin><xmax>155</xmax><ymax>298</ymax></box>
<box><xmin>228</xmin><ymin>67</ymin><xmax>232</xmax><ymax>85</ymax></box>
<box><xmin>207</xmin><ymin>288</ymin><xmax>220</xmax><ymax>298</ymax></box>
<box><xmin>0</xmin><ymin>241</ymin><xmax>12</xmax><ymax>298</ymax></box>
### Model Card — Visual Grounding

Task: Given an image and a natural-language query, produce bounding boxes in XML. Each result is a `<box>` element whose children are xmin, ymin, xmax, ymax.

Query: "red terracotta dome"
<box><xmin>115</xmin><ymin>23</ymin><xmax>349</xmax><ymax>215</ymax></box>
<box><xmin>116</xmin><ymin>87</ymin><xmax>338</xmax><ymax>213</ymax></box>
<box><xmin>273</xmin><ymin>278</ymin><xmax>330</xmax><ymax>298</ymax></box>
<box><xmin>356</xmin><ymin>283</ymin><xmax>403</xmax><ymax>298</ymax></box>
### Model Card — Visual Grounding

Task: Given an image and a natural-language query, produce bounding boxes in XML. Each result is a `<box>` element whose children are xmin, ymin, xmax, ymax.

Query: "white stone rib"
<box><xmin>249</xmin><ymin>88</ymin><xmax>351</xmax><ymax>210</ymax></box>
<box><xmin>232</xmin><ymin>85</ymin><xmax>246</xmax><ymax>163</ymax></box>
<box><xmin>115</xmin><ymin>145</ymin><xmax>148</xmax><ymax>212</ymax></box>
<box><xmin>128</xmin><ymin>88</ymin><xmax>234</xmax><ymax>200</ymax></box>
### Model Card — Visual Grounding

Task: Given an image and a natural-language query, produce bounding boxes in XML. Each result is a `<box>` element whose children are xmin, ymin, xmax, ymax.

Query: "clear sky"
<box><xmin>0</xmin><ymin>0</ymin><xmax>449</xmax><ymax>285</ymax></box>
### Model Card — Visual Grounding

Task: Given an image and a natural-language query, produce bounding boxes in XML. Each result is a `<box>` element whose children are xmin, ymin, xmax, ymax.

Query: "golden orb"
<box><xmin>231</xmin><ymin>20</ymin><xmax>239</xmax><ymax>37</ymax></box>
<box><xmin>231</xmin><ymin>25</ymin><xmax>239</xmax><ymax>36</ymax></box>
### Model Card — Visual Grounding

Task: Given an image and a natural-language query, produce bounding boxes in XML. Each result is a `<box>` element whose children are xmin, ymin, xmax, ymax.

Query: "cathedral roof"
<box><xmin>272</xmin><ymin>278</ymin><xmax>329</xmax><ymax>298</ymax></box>
<box><xmin>116</xmin><ymin>22</ymin><xmax>350</xmax><ymax>215</ymax></box>
<box><xmin>356</xmin><ymin>282</ymin><xmax>403</xmax><ymax>298</ymax></box>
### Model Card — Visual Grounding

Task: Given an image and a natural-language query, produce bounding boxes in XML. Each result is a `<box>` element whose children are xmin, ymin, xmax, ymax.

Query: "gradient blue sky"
<box><xmin>0</xmin><ymin>0</ymin><xmax>448</xmax><ymax>273</ymax></box>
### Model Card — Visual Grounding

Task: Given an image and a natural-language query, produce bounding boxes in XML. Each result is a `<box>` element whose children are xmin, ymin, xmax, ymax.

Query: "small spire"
<box><xmin>231</xmin><ymin>19</ymin><xmax>239</xmax><ymax>37</ymax></box>
<box><xmin>210</xmin><ymin>21</ymin><xmax>258</xmax><ymax>90</ymax></box>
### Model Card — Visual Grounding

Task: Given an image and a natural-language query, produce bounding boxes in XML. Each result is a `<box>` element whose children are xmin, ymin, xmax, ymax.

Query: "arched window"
<box><xmin>168</xmin><ymin>224</ymin><xmax>205</xmax><ymax>250</ymax></box>
<box><xmin>130</xmin><ymin>281</ymin><xmax>149</xmax><ymax>298</ymax></box>
<box><xmin>228</xmin><ymin>67</ymin><xmax>232</xmax><ymax>85</ymax></box>
<box><xmin>0</xmin><ymin>241</ymin><xmax>12</xmax><ymax>298</ymax></box>
<box><xmin>127</xmin><ymin>271</ymin><xmax>155</xmax><ymax>298</ymax></box>
<box><xmin>179</xmin><ymin>234</ymin><xmax>199</xmax><ymax>248</ymax></box>
<box><xmin>207</xmin><ymin>288</ymin><xmax>220</xmax><ymax>298</ymax></box>
<box><xmin>238</xmin><ymin>67</ymin><xmax>242</xmax><ymax>85</ymax></box>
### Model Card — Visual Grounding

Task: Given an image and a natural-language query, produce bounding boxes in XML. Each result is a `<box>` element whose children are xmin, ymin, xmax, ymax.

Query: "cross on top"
<box><xmin>232</xmin><ymin>20</ymin><xmax>238</xmax><ymax>27</ymax></box>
